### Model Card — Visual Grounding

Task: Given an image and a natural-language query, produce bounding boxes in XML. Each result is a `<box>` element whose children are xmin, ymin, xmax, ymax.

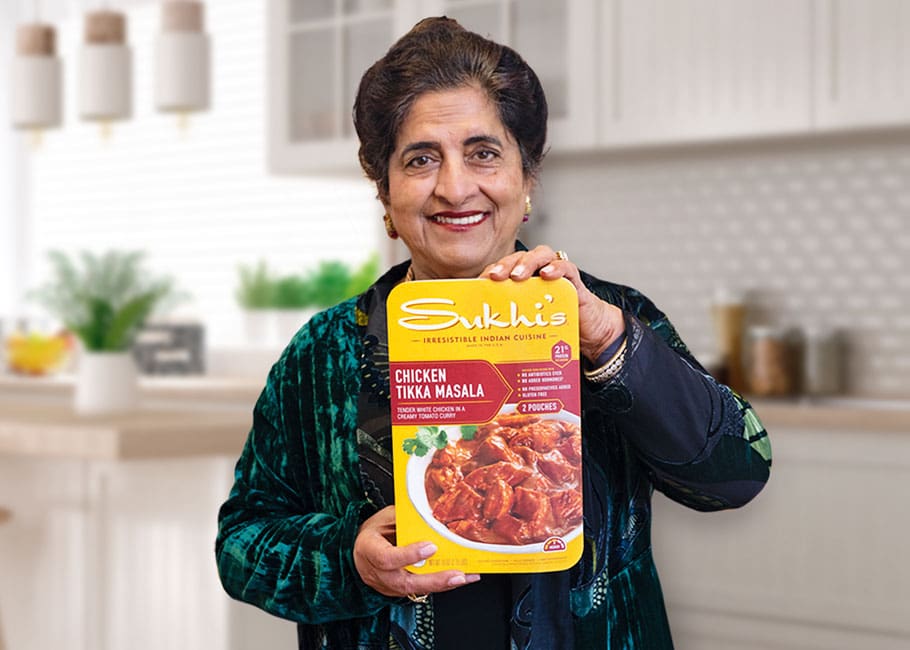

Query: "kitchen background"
<box><xmin>534</xmin><ymin>135</ymin><xmax>910</xmax><ymax>397</ymax></box>
<box><xmin>1</xmin><ymin>1</ymin><xmax>909</xmax><ymax>650</ymax></box>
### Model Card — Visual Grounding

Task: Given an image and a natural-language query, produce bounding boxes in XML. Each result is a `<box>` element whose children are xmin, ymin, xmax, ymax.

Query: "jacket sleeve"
<box><xmin>215</xmin><ymin>325</ymin><xmax>395</xmax><ymax>624</ymax></box>
<box><xmin>583</xmin><ymin>284</ymin><xmax>772</xmax><ymax>511</ymax></box>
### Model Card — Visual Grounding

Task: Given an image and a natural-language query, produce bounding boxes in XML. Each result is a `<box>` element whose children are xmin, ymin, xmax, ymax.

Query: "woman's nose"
<box><xmin>433</xmin><ymin>159</ymin><xmax>474</xmax><ymax>206</ymax></box>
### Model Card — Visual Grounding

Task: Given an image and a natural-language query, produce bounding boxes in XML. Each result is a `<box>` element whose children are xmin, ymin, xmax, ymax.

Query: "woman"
<box><xmin>216</xmin><ymin>17</ymin><xmax>771</xmax><ymax>649</ymax></box>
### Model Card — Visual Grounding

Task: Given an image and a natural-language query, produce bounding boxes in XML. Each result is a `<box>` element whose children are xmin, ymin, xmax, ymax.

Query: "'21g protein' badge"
<box><xmin>387</xmin><ymin>277</ymin><xmax>582</xmax><ymax>574</ymax></box>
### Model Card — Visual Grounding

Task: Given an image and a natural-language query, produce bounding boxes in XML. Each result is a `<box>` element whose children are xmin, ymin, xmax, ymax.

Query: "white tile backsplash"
<box><xmin>529</xmin><ymin>133</ymin><xmax>910</xmax><ymax>397</ymax></box>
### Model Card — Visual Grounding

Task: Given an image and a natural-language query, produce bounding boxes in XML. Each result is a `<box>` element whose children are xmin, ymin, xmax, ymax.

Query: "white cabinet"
<box><xmin>268</xmin><ymin>0</ymin><xmax>596</xmax><ymax>172</ymax></box>
<box><xmin>0</xmin><ymin>455</ymin><xmax>299</xmax><ymax>650</ymax></box>
<box><xmin>268</xmin><ymin>0</ymin><xmax>417</xmax><ymax>174</ymax></box>
<box><xmin>422</xmin><ymin>0</ymin><xmax>597</xmax><ymax>150</ymax></box>
<box><xmin>267</xmin><ymin>0</ymin><xmax>910</xmax><ymax>173</ymax></box>
<box><xmin>0</xmin><ymin>396</ymin><xmax>294</xmax><ymax>650</ymax></box>
<box><xmin>813</xmin><ymin>0</ymin><xmax>910</xmax><ymax>131</ymax></box>
<box><xmin>599</xmin><ymin>0</ymin><xmax>813</xmax><ymax>147</ymax></box>
<box><xmin>601</xmin><ymin>0</ymin><xmax>910</xmax><ymax>144</ymax></box>
<box><xmin>653</xmin><ymin>424</ymin><xmax>910</xmax><ymax>650</ymax></box>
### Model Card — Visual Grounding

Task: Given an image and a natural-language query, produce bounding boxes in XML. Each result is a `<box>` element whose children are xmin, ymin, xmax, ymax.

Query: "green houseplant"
<box><xmin>272</xmin><ymin>274</ymin><xmax>316</xmax><ymax>309</ymax></box>
<box><xmin>306</xmin><ymin>260</ymin><xmax>353</xmax><ymax>308</ymax></box>
<box><xmin>346</xmin><ymin>253</ymin><xmax>380</xmax><ymax>299</ymax></box>
<box><xmin>235</xmin><ymin>260</ymin><xmax>275</xmax><ymax>310</ymax></box>
<box><xmin>271</xmin><ymin>272</ymin><xmax>316</xmax><ymax>342</ymax></box>
<box><xmin>289</xmin><ymin>254</ymin><xmax>379</xmax><ymax>339</ymax></box>
<box><xmin>236</xmin><ymin>261</ymin><xmax>280</xmax><ymax>344</ymax></box>
<box><xmin>32</xmin><ymin>250</ymin><xmax>176</xmax><ymax>351</ymax></box>
<box><xmin>235</xmin><ymin>255</ymin><xmax>381</xmax><ymax>344</ymax></box>
<box><xmin>305</xmin><ymin>254</ymin><xmax>380</xmax><ymax>308</ymax></box>
<box><xmin>31</xmin><ymin>250</ymin><xmax>177</xmax><ymax>413</ymax></box>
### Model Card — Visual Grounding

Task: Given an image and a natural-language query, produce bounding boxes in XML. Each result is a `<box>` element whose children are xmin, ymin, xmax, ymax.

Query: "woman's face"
<box><xmin>384</xmin><ymin>85</ymin><xmax>531</xmax><ymax>280</ymax></box>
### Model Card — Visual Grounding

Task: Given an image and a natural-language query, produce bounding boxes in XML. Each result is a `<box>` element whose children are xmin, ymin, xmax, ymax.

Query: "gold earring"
<box><xmin>523</xmin><ymin>196</ymin><xmax>532</xmax><ymax>223</ymax></box>
<box><xmin>383</xmin><ymin>213</ymin><xmax>398</xmax><ymax>239</ymax></box>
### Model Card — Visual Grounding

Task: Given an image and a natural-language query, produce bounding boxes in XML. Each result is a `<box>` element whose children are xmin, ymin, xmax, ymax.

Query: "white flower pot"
<box><xmin>242</xmin><ymin>309</ymin><xmax>276</xmax><ymax>346</ymax></box>
<box><xmin>275</xmin><ymin>308</ymin><xmax>316</xmax><ymax>343</ymax></box>
<box><xmin>75</xmin><ymin>351</ymin><xmax>138</xmax><ymax>415</ymax></box>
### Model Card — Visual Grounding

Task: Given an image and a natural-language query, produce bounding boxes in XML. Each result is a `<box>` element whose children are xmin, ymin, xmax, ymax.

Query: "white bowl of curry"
<box><xmin>406</xmin><ymin>408</ymin><xmax>583</xmax><ymax>553</ymax></box>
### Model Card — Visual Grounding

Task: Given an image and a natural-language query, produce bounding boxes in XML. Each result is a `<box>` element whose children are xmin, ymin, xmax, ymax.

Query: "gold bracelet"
<box><xmin>584</xmin><ymin>338</ymin><xmax>627</xmax><ymax>384</ymax></box>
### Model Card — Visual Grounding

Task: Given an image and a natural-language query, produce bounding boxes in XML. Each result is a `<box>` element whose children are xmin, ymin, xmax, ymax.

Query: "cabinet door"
<box><xmin>425</xmin><ymin>0</ymin><xmax>597</xmax><ymax>150</ymax></box>
<box><xmin>601</xmin><ymin>0</ymin><xmax>813</xmax><ymax>146</ymax></box>
<box><xmin>268</xmin><ymin>0</ymin><xmax>401</xmax><ymax>174</ymax></box>
<box><xmin>814</xmin><ymin>0</ymin><xmax>910</xmax><ymax>130</ymax></box>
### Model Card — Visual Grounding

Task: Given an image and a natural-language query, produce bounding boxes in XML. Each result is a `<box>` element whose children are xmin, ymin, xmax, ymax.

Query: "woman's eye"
<box><xmin>407</xmin><ymin>155</ymin><xmax>432</xmax><ymax>168</ymax></box>
<box><xmin>473</xmin><ymin>149</ymin><xmax>499</xmax><ymax>162</ymax></box>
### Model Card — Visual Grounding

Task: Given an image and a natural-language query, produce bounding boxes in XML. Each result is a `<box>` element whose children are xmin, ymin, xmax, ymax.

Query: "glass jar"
<box><xmin>802</xmin><ymin>327</ymin><xmax>844</xmax><ymax>396</ymax></box>
<box><xmin>745</xmin><ymin>325</ymin><xmax>799</xmax><ymax>397</ymax></box>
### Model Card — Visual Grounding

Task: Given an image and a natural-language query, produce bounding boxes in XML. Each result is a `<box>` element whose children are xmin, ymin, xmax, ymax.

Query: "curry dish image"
<box><xmin>424</xmin><ymin>412</ymin><xmax>583</xmax><ymax>546</ymax></box>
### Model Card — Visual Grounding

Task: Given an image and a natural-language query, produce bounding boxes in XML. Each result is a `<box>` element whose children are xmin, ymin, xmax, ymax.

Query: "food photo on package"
<box><xmin>387</xmin><ymin>277</ymin><xmax>583</xmax><ymax>574</ymax></box>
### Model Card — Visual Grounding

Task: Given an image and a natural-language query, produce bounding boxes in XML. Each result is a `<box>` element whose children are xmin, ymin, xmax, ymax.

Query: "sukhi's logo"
<box><xmin>398</xmin><ymin>295</ymin><xmax>568</xmax><ymax>332</ymax></box>
<box><xmin>542</xmin><ymin>537</ymin><xmax>567</xmax><ymax>553</ymax></box>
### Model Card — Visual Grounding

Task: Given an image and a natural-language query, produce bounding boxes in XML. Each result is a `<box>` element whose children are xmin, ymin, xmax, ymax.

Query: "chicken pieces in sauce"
<box><xmin>425</xmin><ymin>413</ymin><xmax>582</xmax><ymax>545</ymax></box>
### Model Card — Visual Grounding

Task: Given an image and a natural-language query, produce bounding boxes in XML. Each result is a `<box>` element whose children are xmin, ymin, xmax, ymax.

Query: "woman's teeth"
<box><xmin>432</xmin><ymin>212</ymin><xmax>485</xmax><ymax>225</ymax></box>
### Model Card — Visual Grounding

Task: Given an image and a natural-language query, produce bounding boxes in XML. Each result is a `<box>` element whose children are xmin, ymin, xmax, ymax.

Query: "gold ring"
<box><xmin>407</xmin><ymin>593</ymin><xmax>429</xmax><ymax>603</ymax></box>
<box><xmin>555</xmin><ymin>250</ymin><xmax>569</xmax><ymax>261</ymax></box>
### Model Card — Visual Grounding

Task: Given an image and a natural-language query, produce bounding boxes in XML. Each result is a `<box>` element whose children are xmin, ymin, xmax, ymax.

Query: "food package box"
<box><xmin>387</xmin><ymin>277</ymin><xmax>582</xmax><ymax>574</ymax></box>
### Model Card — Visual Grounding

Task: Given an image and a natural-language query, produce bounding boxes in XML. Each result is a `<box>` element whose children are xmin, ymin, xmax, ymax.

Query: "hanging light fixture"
<box><xmin>155</xmin><ymin>0</ymin><xmax>210</xmax><ymax>126</ymax></box>
<box><xmin>79</xmin><ymin>8</ymin><xmax>132</xmax><ymax>130</ymax></box>
<box><xmin>11</xmin><ymin>21</ymin><xmax>63</xmax><ymax>136</ymax></box>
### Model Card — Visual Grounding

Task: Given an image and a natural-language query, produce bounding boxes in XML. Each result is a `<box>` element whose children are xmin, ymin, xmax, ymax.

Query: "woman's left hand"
<box><xmin>480</xmin><ymin>245</ymin><xmax>625</xmax><ymax>363</ymax></box>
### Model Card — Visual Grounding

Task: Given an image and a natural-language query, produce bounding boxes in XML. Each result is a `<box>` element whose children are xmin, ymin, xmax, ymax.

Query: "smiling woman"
<box><xmin>216</xmin><ymin>16</ymin><xmax>771</xmax><ymax>650</ymax></box>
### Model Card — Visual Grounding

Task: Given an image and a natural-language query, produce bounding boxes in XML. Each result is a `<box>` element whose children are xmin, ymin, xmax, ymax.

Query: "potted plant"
<box><xmin>306</xmin><ymin>260</ymin><xmax>353</xmax><ymax>309</ymax></box>
<box><xmin>345</xmin><ymin>253</ymin><xmax>380</xmax><ymax>300</ymax></box>
<box><xmin>31</xmin><ymin>250</ymin><xmax>177</xmax><ymax>414</ymax></box>
<box><xmin>272</xmin><ymin>272</ymin><xmax>317</xmax><ymax>341</ymax></box>
<box><xmin>235</xmin><ymin>260</ymin><xmax>274</xmax><ymax>310</ymax></box>
<box><xmin>235</xmin><ymin>254</ymin><xmax>381</xmax><ymax>344</ymax></box>
<box><xmin>273</xmin><ymin>254</ymin><xmax>380</xmax><ymax>340</ymax></box>
<box><xmin>235</xmin><ymin>260</ymin><xmax>276</xmax><ymax>345</ymax></box>
<box><xmin>307</xmin><ymin>254</ymin><xmax>380</xmax><ymax>309</ymax></box>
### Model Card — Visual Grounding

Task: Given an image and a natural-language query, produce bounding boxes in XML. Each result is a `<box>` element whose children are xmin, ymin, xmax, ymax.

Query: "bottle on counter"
<box><xmin>710</xmin><ymin>287</ymin><xmax>746</xmax><ymax>393</ymax></box>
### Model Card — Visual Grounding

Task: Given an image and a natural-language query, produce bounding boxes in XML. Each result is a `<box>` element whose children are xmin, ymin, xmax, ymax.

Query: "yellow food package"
<box><xmin>387</xmin><ymin>277</ymin><xmax>582</xmax><ymax>574</ymax></box>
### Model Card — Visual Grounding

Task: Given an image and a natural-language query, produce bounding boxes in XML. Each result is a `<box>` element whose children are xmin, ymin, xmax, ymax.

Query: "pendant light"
<box><xmin>155</xmin><ymin>0</ymin><xmax>210</xmax><ymax>125</ymax></box>
<box><xmin>79</xmin><ymin>8</ymin><xmax>132</xmax><ymax>129</ymax></box>
<box><xmin>11</xmin><ymin>21</ymin><xmax>63</xmax><ymax>134</ymax></box>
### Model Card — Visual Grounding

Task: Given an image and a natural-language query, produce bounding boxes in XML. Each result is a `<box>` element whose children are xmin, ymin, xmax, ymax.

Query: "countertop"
<box><xmin>0</xmin><ymin>398</ymin><xmax>252</xmax><ymax>460</ymax></box>
<box><xmin>0</xmin><ymin>372</ymin><xmax>262</xmax><ymax>404</ymax></box>
<box><xmin>0</xmin><ymin>373</ymin><xmax>261</xmax><ymax>460</ymax></box>
<box><xmin>748</xmin><ymin>396</ymin><xmax>910</xmax><ymax>434</ymax></box>
<box><xmin>1</xmin><ymin>373</ymin><xmax>908</xmax><ymax>461</ymax></box>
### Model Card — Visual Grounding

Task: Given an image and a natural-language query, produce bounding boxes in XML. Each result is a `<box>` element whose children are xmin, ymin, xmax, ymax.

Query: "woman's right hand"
<box><xmin>353</xmin><ymin>505</ymin><xmax>481</xmax><ymax>598</ymax></box>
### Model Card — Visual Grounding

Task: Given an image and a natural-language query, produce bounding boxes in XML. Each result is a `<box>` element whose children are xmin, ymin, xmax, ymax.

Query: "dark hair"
<box><xmin>353</xmin><ymin>17</ymin><xmax>548</xmax><ymax>201</ymax></box>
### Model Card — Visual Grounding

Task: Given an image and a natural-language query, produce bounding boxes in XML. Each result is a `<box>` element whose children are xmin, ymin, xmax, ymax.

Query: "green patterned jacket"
<box><xmin>216</xmin><ymin>265</ymin><xmax>771</xmax><ymax>649</ymax></box>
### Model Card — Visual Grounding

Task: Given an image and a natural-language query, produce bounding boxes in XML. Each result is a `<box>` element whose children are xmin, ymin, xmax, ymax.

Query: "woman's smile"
<box><xmin>429</xmin><ymin>210</ymin><xmax>489</xmax><ymax>227</ymax></box>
